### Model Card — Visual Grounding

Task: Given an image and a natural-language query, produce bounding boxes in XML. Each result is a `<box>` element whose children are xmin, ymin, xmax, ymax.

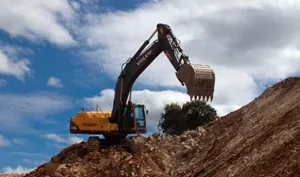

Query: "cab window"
<box><xmin>134</xmin><ymin>106</ymin><xmax>145</xmax><ymax>128</ymax></box>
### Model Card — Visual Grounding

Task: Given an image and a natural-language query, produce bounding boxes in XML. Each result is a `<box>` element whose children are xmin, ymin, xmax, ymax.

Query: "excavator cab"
<box><xmin>124</xmin><ymin>103</ymin><xmax>147</xmax><ymax>134</ymax></box>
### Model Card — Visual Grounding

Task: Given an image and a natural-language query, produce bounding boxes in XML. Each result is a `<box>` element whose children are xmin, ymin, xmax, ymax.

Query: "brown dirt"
<box><xmin>0</xmin><ymin>175</ymin><xmax>23</xmax><ymax>177</ymax></box>
<box><xmin>3</xmin><ymin>77</ymin><xmax>300</xmax><ymax>177</ymax></box>
<box><xmin>175</xmin><ymin>77</ymin><xmax>300</xmax><ymax>177</ymax></box>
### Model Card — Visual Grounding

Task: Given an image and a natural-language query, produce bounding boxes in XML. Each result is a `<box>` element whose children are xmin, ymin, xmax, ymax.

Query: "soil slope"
<box><xmin>2</xmin><ymin>77</ymin><xmax>300</xmax><ymax>177</ymax></box>
<box><xmin>176</xmin><ymin>77</ymin><xmax>300</xmax><ymax>177</ymax></box>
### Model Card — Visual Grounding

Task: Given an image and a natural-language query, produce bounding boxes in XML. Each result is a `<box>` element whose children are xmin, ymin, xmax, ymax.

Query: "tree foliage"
<box><xmin>158</xmin><ymin>100</ymin><xmax>217</xmax><ymax>135</ymax></box>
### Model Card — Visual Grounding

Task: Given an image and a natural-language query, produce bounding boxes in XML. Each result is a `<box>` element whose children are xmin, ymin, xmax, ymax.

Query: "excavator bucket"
<box><xmin>176</xmin><ymin>64</ymin><xmax>215</xmax><ymax>101</ymax></box>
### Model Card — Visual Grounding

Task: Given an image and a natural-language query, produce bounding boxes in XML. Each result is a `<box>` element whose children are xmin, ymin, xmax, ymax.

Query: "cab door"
<box><xmin>134</xmin><ymin>105</ymin><xmax>147</xmax><ymax>133</ymax></box>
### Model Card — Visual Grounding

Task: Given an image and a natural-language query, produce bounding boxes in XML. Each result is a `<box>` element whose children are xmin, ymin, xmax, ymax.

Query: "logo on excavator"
<box><xmin>137</xmin><ymin>50</ymin><xmax>152</xmax><ymax>66</ymax></box>
<box><xmin>82</xmin><ymin>123</ymin><xmax>97</xmax><ymax>127</ymax></box>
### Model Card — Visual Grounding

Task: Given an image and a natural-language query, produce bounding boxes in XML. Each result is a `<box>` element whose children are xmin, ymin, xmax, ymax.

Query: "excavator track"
<box><xmin>87</xmin><ymin>136</ymin><xmax>134</xmax><ymax>153</ymax></box>
<box><xmin>86</xmin><ymin>135</ymin><xmax>145</xmax><ymax>153</ymax></box>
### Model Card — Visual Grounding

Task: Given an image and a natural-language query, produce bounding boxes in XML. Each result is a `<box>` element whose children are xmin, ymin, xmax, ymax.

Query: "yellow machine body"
<box><xmin>70</xmin><ymin>111</ymin><xmax>119</xmax><ymax>134</ymax></box>
<box><xmin>70</xmin><ymin>104</ymin><xmax>147</xmax><ymax>136</ymax></box>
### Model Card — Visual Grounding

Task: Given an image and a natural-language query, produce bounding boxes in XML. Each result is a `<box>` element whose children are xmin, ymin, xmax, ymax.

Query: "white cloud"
<box><xmin>84</xmin><ymin>89</ymin><xmax>237</xmax><ymax>130</ymax></box>
<box><xmin>71</xmin><ymin>1</ymin><xmax>81</xmax><ymax>10</ymax></box>
<box><xmin>78</xmin><ymin>0</ymin><xmax>300</xmax><ymax>127</ymax></box>
<box><xmin>0</xmin><ymin>79</ymin><xmax>7</xmax><ymax>87</ymax></box>
<box><xmin>0</xmin><ymin>0</ymin><xmax>76</xmax><ymax>47</ymax></box>
<box><xmin>22</xmin><ymin>158</ymin><xmax>31</xmax><ymax>164</ymax></box>
<box><xmin>11</xmin><ymin>152</ymin><xmax>50</xmax><ymax>159</ymax></box>
<box><xmin>22</xmin><ymin>158</ymin><xmax>46</xmax><ymax>166</ymax></box>
<box><xmin>45</xmin><ymin>133</ymin><xmax>83</xmax><ymax>145</ymax></box>
<box><xmin>80</xmin><ymin>0</ymin><xmax>89</xmax><ymax>4</ymax></box>
<box><xmin>0</xmin><ymin>45</ymin><xmax>32</xmax><ymax>80</ymax></box>
<box><xmin>0</xmin><ymin>92</ymin><xmax>72</xmax><ymax>132</ymax></box>
<box><xmin>12</xmin><ymin>138</ymin><xmax>28</xmax><ymax>147</ymax></box>
<box><xmin>47</xmin><ymin>77</ymin><xmax>63</xmax><ymax>88</ymax></box>
<box><xmin>0</xmin><ymin>134</ymin><xmax>11</xmax><ymax>147</ymax></box>
<box><xmin>1</xmin><ymin>165</ymin><xmax>35</xmax><ymax>174</ymax></box>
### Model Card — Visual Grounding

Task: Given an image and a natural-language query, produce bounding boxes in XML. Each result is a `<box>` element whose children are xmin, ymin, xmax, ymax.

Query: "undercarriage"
<box><xmin>87</xmin><ymin>135</ymin><xmax>145</xmax><ymax>153</ymax></box>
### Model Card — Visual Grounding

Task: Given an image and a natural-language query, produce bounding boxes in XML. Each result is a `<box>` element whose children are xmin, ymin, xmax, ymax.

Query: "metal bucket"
<box><xmin>176</xmin><ymin>64</ymin><xmax>215</xmax><ymax>101</ymax></box>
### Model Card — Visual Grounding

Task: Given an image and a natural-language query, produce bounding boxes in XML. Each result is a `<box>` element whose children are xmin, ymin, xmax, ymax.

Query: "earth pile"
<box><xmin>0</xmin><ymin>174</ymin><xmax>23</xmax><ymax>177</ymax></box>
<box><xmin>175</xmin><ymin>77</ymin><xmax>300</xmax><ymax>177</ymax></box>
<box><xmin>2</xmin><ymin>77</ymin><xmax>300</xmax><ymax>177</ymax></box>
<box><xmin>23</xmin><ymin>129</ymin><xmax>207</xmax><ymax>177</ymax></box>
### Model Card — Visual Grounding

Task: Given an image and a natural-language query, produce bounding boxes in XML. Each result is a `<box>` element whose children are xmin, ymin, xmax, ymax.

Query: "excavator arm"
<box><xmin>110</xmin><ymin>23</ymin><xmax>215</xmax><ymax>132</ymax></box>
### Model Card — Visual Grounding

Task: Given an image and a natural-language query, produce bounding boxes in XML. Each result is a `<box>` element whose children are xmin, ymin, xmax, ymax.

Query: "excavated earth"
<box><xmin>2</xmin><ymin>77</ymin><xmax>300</xmax><ymax>177</ymax></box>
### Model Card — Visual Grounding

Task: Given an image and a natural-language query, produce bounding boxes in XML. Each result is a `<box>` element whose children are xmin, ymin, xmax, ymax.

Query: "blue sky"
<box><xmin>0</xmin><ymin>0</ymin><xmax>158</xmax><ymax>173</ymax></box>
<box><xmin>1</xmin><ymin>0</ymin><xmax>300</xmax><ymax>174</ymax></box>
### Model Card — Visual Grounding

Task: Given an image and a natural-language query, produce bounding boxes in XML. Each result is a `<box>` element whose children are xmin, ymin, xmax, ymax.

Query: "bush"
<box><xmin>158</xmin><ymin>100</ymin><xmax>217</xmax><ymax>135</ymax></box>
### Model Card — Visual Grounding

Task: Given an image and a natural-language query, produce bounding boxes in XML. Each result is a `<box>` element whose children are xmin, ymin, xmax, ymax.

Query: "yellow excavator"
<box><xmin>69</xmin><ymin>23</ymin><xmax>215</xmax><ymax>148</ymax></box>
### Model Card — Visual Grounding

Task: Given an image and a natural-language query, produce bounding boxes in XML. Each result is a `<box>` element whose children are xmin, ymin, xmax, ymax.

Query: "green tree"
<box><xmin>158</xmin><ymin>100</ymin><xmax>217</xmax><ymax>135</ymax></box>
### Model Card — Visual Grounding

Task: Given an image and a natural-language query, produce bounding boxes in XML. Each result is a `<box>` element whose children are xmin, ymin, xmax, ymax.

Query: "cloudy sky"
<box><xmin>1</xmin><ymin>0</ymin><xmax>300</xmax><ymax>174</ymax></box>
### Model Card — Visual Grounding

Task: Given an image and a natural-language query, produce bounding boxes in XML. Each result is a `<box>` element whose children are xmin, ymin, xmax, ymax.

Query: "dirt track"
<box><xmin>2</xmin><ymin>77</ymin><xmax>300</xmax><ymax>177</ymax></box>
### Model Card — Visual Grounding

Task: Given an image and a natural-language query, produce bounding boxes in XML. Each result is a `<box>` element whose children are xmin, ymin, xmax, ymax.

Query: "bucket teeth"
<box><xmin>189</xmin><ymin>95</ymin><xmax>213</xmax><ymax>102</ymax></box>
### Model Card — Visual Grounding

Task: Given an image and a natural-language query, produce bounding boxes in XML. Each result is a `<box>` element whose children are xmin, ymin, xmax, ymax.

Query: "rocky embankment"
<box><xmin>2</xmin><ymin>77</ymin><xmax>300</xmax><ymax>177</ymax></box>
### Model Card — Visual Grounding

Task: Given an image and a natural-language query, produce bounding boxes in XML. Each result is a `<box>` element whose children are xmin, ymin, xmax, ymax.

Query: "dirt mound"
<box><xmin>22</xmin><ymin>130</ymin><xmax>206</xmax><ymax>177</ymax></box>
<box><xmin>0</xmin><ymin>174</ymin><xmax>23</xmax><ymax>177</ymax></box>
<box><xmin>5</xmin><ymin>77</ymin><xmax>300</xmax><ymax>177</ymax></box>
<box><xmin>175</xmin><ymin>77</ymin><xmax>300</xmax><ymax>177</ymax></box>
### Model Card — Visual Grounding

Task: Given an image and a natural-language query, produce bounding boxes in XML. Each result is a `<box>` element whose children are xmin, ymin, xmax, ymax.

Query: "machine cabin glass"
<box><xmin>134</xmin><ymin>105</ymin><xmax>146</xmax><ymax>133</ymax></box>
<box><xmin>123</xmin><ymin>104</ymin><xmax>147</xmax><ymax>133</ymax></box>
